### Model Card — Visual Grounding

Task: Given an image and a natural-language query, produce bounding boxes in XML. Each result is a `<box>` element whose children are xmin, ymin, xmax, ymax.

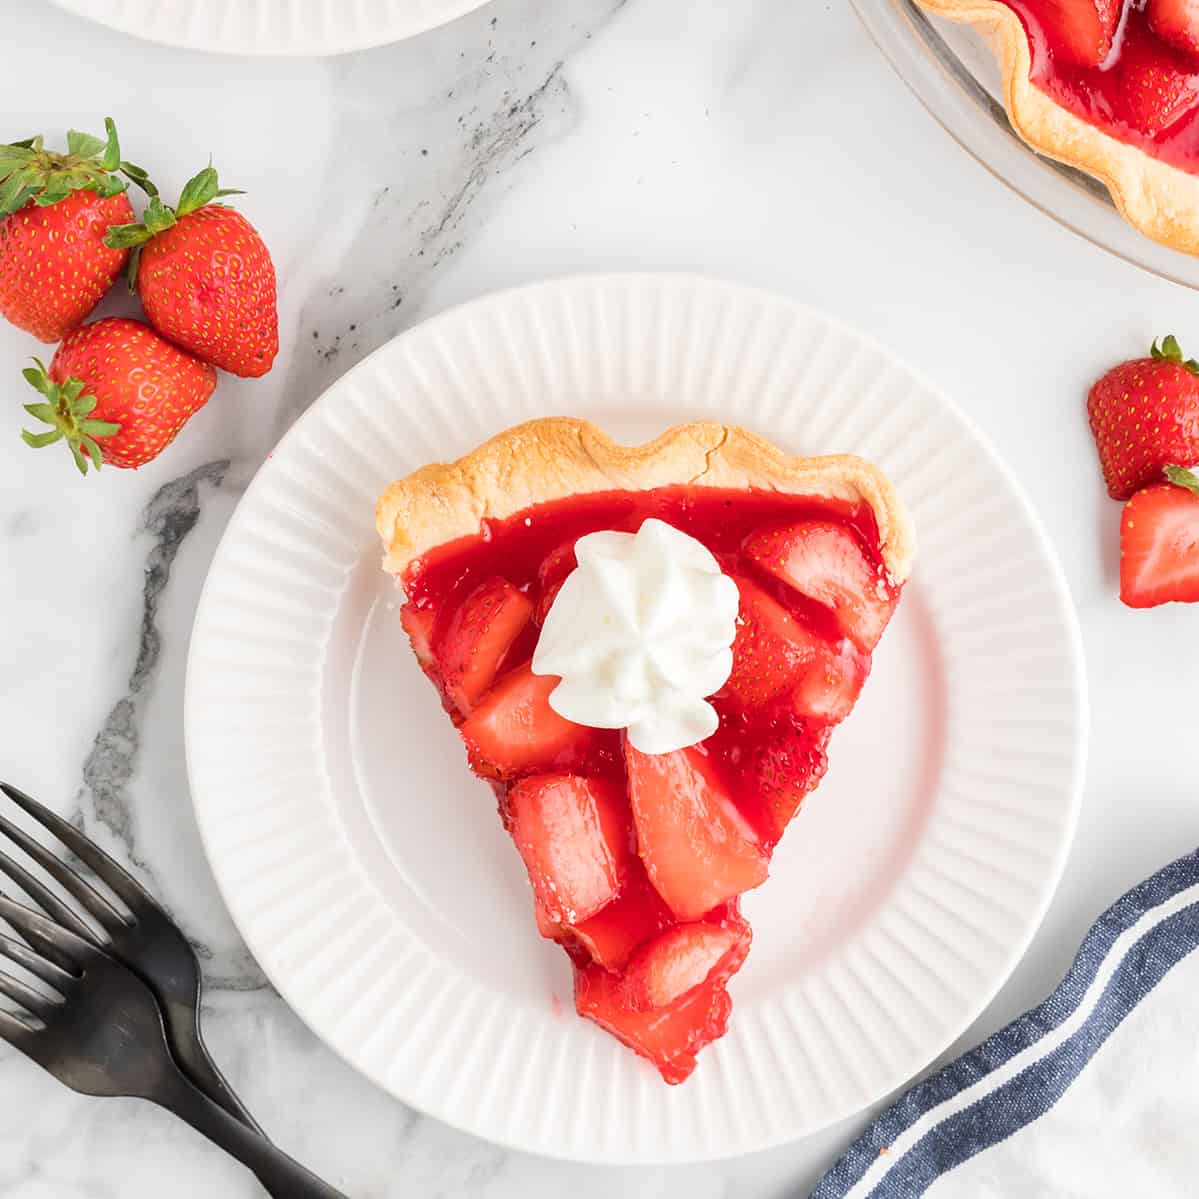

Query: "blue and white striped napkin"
<box><xmin>813</xmin><ymin>850</ymin><xmax>1199</xmax><ymax>1198</ymax></box>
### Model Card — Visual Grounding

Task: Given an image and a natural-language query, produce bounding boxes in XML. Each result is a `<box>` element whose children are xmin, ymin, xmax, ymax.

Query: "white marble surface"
<box><xmin>1</xmin><ymin>0</ymin><xmax>1198</xmax><ymax>1193</ymax></box>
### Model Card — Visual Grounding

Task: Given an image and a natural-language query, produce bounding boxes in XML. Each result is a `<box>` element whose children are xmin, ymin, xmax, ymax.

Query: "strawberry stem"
<box><xmin>1151</xmin><ymin>335</ymin><xmax>1199</xmax><ymax>376</ymax></box>
<box><xmin>18</xmin><ymin>359</ymin><xmax>120</xmax><ymax>477</ymax></box>
<box><xmin>0</xmin><ymin>118</ymin><xmax>138</xmax><ymax>216</ymax></box>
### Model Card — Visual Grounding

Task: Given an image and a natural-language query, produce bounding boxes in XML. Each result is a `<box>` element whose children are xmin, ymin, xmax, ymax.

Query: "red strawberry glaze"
<box><xmin>400</xmin><ymin>486</ymin><xmax>902</xmax><ymax>1081</ymax></box>
<box><xmin>1000</xmin><ymin>1</ymin><xmax>1199</xmax><ymax>173</ymax></box>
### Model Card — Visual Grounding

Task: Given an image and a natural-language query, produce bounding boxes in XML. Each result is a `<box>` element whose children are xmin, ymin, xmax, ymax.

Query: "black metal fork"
<box><xmin>0</xmin><ymin>891</ymin><xmax>346</xmax><ymax>1197</ymax></box>
<box><xmin>0</xmin><ymin>782</ymin><xmax>258</xmax><ymax>1130</ymax></box>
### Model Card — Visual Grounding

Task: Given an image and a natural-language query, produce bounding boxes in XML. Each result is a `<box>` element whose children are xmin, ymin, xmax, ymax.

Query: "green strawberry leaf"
<box><xmin>0</xmin><ymin>170</ymin><xmax>37</xmax><ymax>215</ymax></box>
<box><xmin>21</xmin><ymin>429</ymin><xmax>64</xmax><ymax>449</ymax></box>
<box><xmin>1151</xmin><ymin>335</ymin><xmax>1199</xmax><ymax>376</ymax></box>
<box><xmin>143</xmin><ymin>195</ymin><xmax>177</xmax><ymax>234</ymax></box>
<box><xmin>119</xmin><ymin>160</ymin><xmax>158</xmax><ymax>198</ymax></box>
<box><xmin>97</xmin><ymin>173</ymin><xmax>127</xmax><ymax>198</ymax></box>
<box><xmin>1164</xmin><ymin>466</ymin><xmax>1199</xmax><ymax>498</ymax></box>
<box><xmin>22</xmin><ymin>361</ymin><xmax>55</xmax><ymax>398</ymax></box>
<box><xmin>80</xmin><ymin>419</ymin><xmax>120</xmax><ymax>436</ymax></box>
<box><xmin>0</xmin><ymin>147</ymin><xmax>34</xmax><ymax>177</ymax></box>
<box><xmin>66</xmin><ymin>129</ymin><xmax>106</xmax><ymax>159</ymax></box>
<box><xmin>103</xmin><ymin>221</ymin><xmax>154</xmax><ymax>249</ymax></box>
<box><xmin>100</xmin><ymin>118</ymin><xmax>121</xmax><ymax>172</ymax></box>
<box><xmin>175</xmin><ymin>165</ymin><xmax>220</xmax><ymax>217</ymax></box>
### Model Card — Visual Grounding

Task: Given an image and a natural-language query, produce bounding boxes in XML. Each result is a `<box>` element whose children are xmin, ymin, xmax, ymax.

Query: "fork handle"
<box><xmin>153</xmin><ymin>1064</ymin><xmax>348</xmax><ymax>1198</ymax></box>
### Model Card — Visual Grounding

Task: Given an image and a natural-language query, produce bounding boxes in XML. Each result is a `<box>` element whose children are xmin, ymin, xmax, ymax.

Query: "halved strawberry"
<box><xmin>620</xmin><ymin>912</ymin><xmax>750</xmax><ymax>1012</ymax></box>
<box><xmin>625</xmin><ymin>742</ymin><xmax>769</xmax><ymax>921</ymax></box>
<box><xmin>508</xmin><ymin>775</ymin><xmax>625</xmax><ymax>927</ymax></box>
<box><xmin>747</xmin><ymin>720</ymin><xmax>831</xmax><ymax>841</ymax></box>
<box><xmin>793</xmin><ymin>638</ymin><xmax>868</xmax><ymax>724</ymax></box>
<box><xmin>400</xmin><ymin>604</ymin><xmax>437</xmax><ymax>672</ymax></box>
<box><xmin>534</xmin><ymin>541</ymin><xmax>578</xmax><ymax>626</ymax></box>
<box><xmin>726</xmin><ymin>576</ymin><xmax>868</xmax><ymax>722</ymax></box>
<box><xmin>1148</xmin><ymin>0</ymin><xmax>1199</xmax><ymax>59</ymax></box>
<box><xmin>746</xmin><ymin>521</ymin><xmax>897</xmax><ymax>651</ymax></box>
<box><xmin>1120</xmin><ymin>469</ymin><xmax>1199</xmax><ymax>608</ymax></box>
<box><xmin>724</xmin><ymin>576</ymin><xmax>813</xmax><ymax>708</ymax></box>
<box><xmin>1115</xmin><ymin>22</ymin><xmax>1199</xmax><ymax>135</ymax></box>
<box><xmin>568</xmin><ymin>866</ymin><xmax>675</xmax><ymax>971</ymax></box>
<box><xmin>1038</xmin><ymin>0</ymin><xmax>1121</xmax><ymax>68</ymax></box>
<box><xmin>460</xmin><ymin>665</ymin><xmax>592</xmax><ymax>777</ymax></box>
<box><xmin>439</xmin><ymin>576</ymin><xmax>533</xmax><ymax>712</ymax></box>
<box><xmin>574</xmin><ymin>956</ymin><xmax>736</xmax><ymax>1085</ymax></box>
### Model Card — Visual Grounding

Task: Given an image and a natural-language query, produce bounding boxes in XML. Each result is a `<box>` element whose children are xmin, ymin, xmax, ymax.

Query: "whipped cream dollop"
<box><xmin>532</xmin><ymin>519</ymin><xmax>739</xmax><ymax>755</ymax></box>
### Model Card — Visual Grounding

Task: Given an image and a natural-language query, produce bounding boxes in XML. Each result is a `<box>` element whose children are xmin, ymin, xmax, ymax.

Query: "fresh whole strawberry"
<box><xmin>20</xmin><ymin>317</ymin><xmax>216</xmax><ymax>474</ymax></box>
<box><xmin>1088</xmin><ymin>335</ymin><xmax>1199</xmax><ymax>500</ymax></box>
<box><xmin>1120</xmin><ymin>467</ymin><xmax>1199</xmax><ymax>608</ymax></box>
<box><xmin>0</xmin><ymin>119</ymin><xmax>146</xmax><ymax>342</ymax></box>
<box><xmin>106</xmin><ymin>166</ymin><xmax>278</xmax><ymax>377</ymax></box>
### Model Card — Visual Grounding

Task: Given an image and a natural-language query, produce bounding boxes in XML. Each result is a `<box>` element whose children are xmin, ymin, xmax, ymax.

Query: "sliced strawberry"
<box><xmin>568</xmin><ymin>863</ymin><xmax>674</xmax><ymax>971</ymax></box>
<box><xmin>1038</xmin><ymin>0</ymin><xmax>1121</xmax><ymax>68</ymax></box>
<box><xmin>620</xmin><ymin>912</ymin><xmax>750</xmax><ymax>1012</ymax></box>
<box><xmin>508</xmin><ymin>775</ymin><xmax>624</xmax><ymax>926</ymax></box>
<box><xmin>746</xmin><ymin>521</ymin><xmax>897</xmax><ymax>651</ymax></box>
<box><xmin>1120</xmin><ymin>474</ymin><xmax>1199</xmax><ymax>608</ymax></box>
<box><xmin>534</xmin><ymin>541</ymin><xmax>578</xmax><ymax>626</ymax></box>
<box><xmin>460</xmin><ymin>665</ymin><xmax>592</xmax><ymax>778</ymax></box>
<box><xmin>724</xmin><ymin>576</ymin><xmax>813</xmax><ymax>708</ymax></box>
<box><xmin>400</xmin><ymin>604</ymin><xmax>437</xmax><ymax>671</ymax></box>
<box><xmin>1115</xmin><ymin>22</ymin><xmax>1199</xmax><ymax>135</ymax></box>
<box><xmin>747</xmin><ymin>720</ymin><xmax>831</xmax><ymax>841</ymax></box>
<box><xmin>625</xmin><ymin>742</ymin><xmax>769</xmax><ymax>921</ymax></box>
<box><xmin>438</xmin><ymin>577</ymin><xmax>533</xmax><ymax>712</ymax></box>
<box><xmin>792</xmin><ymin>638</ymin><xmax>869</xmax><ymax>724</ymax></box>
<box><xmin>726</xmin><ymin>576</ymin><xmax>868</xmax><ymax>722</ymax></box>
<box><xmin>1148</xmin><ymin>0</ymin><xmax>1199</xmax><ymax>59</ymax></box>
<box><xmin>574</xmin><ymin>956</ymin><xmax>737</xmax><ymax>1085</ymax></box>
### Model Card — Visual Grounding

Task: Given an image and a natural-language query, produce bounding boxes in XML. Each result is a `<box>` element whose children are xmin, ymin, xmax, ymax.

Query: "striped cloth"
<box><xmin>812</xmin><ymin>850</ymin><xmax>1199</xmax><ymax>1198</ymax></box>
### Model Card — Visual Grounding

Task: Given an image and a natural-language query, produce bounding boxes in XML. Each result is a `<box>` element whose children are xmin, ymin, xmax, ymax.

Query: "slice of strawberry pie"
<box><xmin>376</xmin><ymin>419</ymin><xmax>914</xmax><ymax>1084</ymax></box>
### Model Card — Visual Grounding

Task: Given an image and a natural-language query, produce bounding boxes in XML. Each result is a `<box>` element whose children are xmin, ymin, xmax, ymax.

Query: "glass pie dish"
<box><xmin>850</xmin><ymin>0</ymin><xmax>1199</xmax><ymax>289</ymax></box>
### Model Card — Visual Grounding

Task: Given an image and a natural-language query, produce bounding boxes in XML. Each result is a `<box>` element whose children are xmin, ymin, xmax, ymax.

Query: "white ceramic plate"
<box><xmin>185</xmin><ymin>274</ymin><xmax>1086</xmax><ymax>1163</ymax></box>
<box><xmin>48</xmin><ymin>0</ymin><xmax>493</xmax><ymax>55</ymax></box>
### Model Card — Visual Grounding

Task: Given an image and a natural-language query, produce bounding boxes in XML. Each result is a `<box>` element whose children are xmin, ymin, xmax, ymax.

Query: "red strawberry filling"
<box><xmin>399</xmin><ymin>486</ymin><xmax>903</xmax><ymax>1082</ymax></box>
<box><xmin>998</xmin><ymin>1</ymin><xmax>1199</xmax><ymax>173</ymax></box>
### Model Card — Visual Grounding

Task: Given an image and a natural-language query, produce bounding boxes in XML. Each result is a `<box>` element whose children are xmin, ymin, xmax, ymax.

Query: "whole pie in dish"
<box><xmin>918</xmin><ymin>0</ymin><xmax>1199</xmax><ymax>255</ymax></box>
<box><xmin>376</xmin><ymin>419</ymin><xmax>914</xmax><ymax>1083</ymax></box>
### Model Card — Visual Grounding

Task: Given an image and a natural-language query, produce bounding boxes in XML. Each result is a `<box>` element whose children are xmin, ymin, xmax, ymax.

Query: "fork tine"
<box><xmin>0</xmin><ymin>967</ymin><xmax>59</xmax><ymax>1020</ymax></box>
<box><xmin>0</xmin><ymin>811</ymin><xmax>125</xmax><ymax>935</ymax></box>
<box><xmin>0</xmin><ymin>932</ymin><xmax>76</xmax><ymax>990</ymax></box>
<box><xmin>0</xmin><ymin>783</ymin><xmax>148</xmax><ymax>912</ymax></box>
<box><xmin>0</xmin><ymin>1006</ymin><xmax>36</xmax><ymax>1048</ymax></box>
<box><xmin>0</xmin><ymin>844</ymin><xmax>98</xmax><ymax>944</ymax></box>
<box><xmin>0</xmin><ymin>893</ymin><xmax>96</xmax><ymax>974</ymax></box>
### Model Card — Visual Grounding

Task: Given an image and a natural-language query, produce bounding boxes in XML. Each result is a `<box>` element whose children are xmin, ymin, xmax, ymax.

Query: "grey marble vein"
<box><xmin>274</xmin><ymin>0</ymin><xmax>627</xmax><ymax>438</ymax></box>
<box><xmin>80</xmin><ymin>461</ymin><xmax>228</xmax><ymax>862</ymax></box>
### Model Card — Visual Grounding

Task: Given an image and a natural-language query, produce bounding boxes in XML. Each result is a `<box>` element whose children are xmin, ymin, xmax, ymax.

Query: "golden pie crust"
<box><xmin>917</xmin><ymin>0</ymin><xmax>1199</xmax><ymax>256</ymax></box>
<box><xmin>376</xmin><ymin>418</ymin><xmax>915</xmax><ymax>584</ymax></box>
